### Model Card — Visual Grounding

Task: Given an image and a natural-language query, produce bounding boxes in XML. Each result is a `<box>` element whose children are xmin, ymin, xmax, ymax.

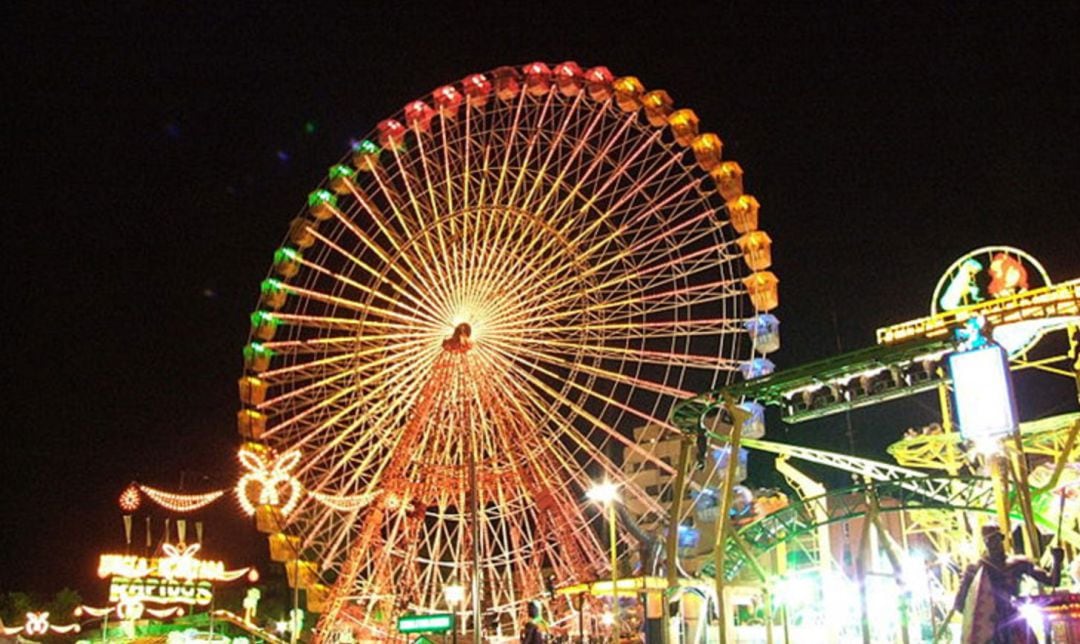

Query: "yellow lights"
<box><xmin>743</xmin><ymin>271</ymin><xmax>780</xmax><ymax>312</ymax></box>
<box><xmin>736</xmin><ymin>230</ymin><xmax>773</xmax><ymax>271</ymax></box>
<box><xmin>667</xmin><ymin>109</ymin><xmax>700</xmax><ymax>147</ymax></box>
<box><xmin>268</xmin><ymin>532</ymin><xmax>301</xmax><ymax>562</ymax></box>
<box><xmin>727</xmin><ymin>194</ymin><xmax>760</xmax><ymax>233</ymax></box>
<box><xmin>255</xmin><ymin>505</ymin><xmax>284</xmax><ymax>534</ymax></box>
<box><xmin>98</xmin><ymin>544</ymin><xmax>251</xmax><ymax>582</ymax></box>
<box><xmin>285</xmin><ymin>560</ymin><xmax>320</xmax><ymax>590</ymax></box>
<box><xmin>306</xmin><ymin>583</ymin><xmax>330</xmax><ymax>612</ymax></box>
<box><xmin>307</xmin><ymin>489</ymin><xmax>379</xmax><ymax>511</ymax></box>
<box><xmin>96</xmin><ymin>543</ymin><xmax>254</xmax><ymax>614</ymax></box>
<box><xmin>876</xmin><ymin>277</ymin><xmax>1080</xmax><ymax>346</ymax></box>
<box><xmin>711</xmin><ymin>161</ymin><xmax>745</xmax><ymax>201</ymax></box>
<box><xmin>237</xmin><ymin>408</ymin><xmax>267</xmax><ymax>439</ymax></box>
<box><xmin>641</xmin><ymin>90</ymin><xmax>674</xmax><ymax>127</ymax></box>
<box><xmin>160</xmin><ymin>543</ymin><xmax>208</xmax><ymax>580</ymax></box>
<box><xmin>612</xmin><ymin>76</ymin><xmax>645</xmax><ymax>112</ymax></box>
<box><xmin>238</xmin><ymin>376</ymin><xmax>268</xmax><ymax>405</ymax></box>
<box><xmin>137</xmin><ymin>485</ymin><xmax>225</xmax><ymax>514</ymax></box>
<box><xmin>691</xmin><ymin>133</ymin><xmax>724</xmax><ymax>172</ymax></box>
<box><xmin>236</xmin><ymin>446</ymin><xmax>303</xmax><ymax>517</ymax></box>
<box><xmin>109</xmin><ymin>577</ymin><xmax>212</xmax><ymax>607</ymax></box>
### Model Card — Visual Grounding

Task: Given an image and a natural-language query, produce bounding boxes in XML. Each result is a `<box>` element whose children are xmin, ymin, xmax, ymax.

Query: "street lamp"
<box><xmin>587</xmin><ymin>481</ymin><xmax>620</xmax><ymax>643</ymax></box>
<box><xmin>444</xmin><ymin>583</ymin><xmax>466</xmax><ymax>644</ymax></box>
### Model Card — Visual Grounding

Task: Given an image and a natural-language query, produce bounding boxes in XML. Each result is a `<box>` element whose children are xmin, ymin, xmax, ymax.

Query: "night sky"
<box><xmin>4</xmin><ymin>4</ymin><xmax>1078</xmax><ymax>597</ymax></box>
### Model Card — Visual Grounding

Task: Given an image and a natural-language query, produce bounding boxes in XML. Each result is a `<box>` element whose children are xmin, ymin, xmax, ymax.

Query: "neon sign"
<box><xmin>109</xmin><ymin>577</ymin><xmax>214</xmax><ymax>606</ymax></box>
<box><xmin>931</xmin><ymin>246</ymin><xmax>1050</xmax><ymax>315</ymax></box>
<box><xmin>98</xmin><ymin>543</ymin><xmax>251</xmax><ymax>582</ymax></box>
<box><xmin>94</xmin><ymin>542</ymin><xmax>255</xmax><ymax>616</ymax></box>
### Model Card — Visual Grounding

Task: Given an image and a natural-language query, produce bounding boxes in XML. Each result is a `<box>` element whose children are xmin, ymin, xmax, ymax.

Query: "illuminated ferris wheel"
<box><xmin>235</xmin><ymin>62</ymin><xmax>779</xmax><ymax>639</ymax></box>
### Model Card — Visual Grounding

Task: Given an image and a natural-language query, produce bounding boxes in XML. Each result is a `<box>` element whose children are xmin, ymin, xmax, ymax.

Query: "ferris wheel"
<box><xmin>235</xmin><ymin>62</ymin><xmax>778</xmax><ymax>639</ymax></box>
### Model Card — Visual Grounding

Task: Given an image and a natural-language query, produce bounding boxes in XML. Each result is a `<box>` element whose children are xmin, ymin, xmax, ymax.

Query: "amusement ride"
<box><xmin>234</xmin><ymin>62</ymin><xmax>778</xmax><ymax>642</ymax></box>
<box><xmin>65</xmin><ymin>64</ymin><xmax>1079</xmax><ymax>643</ymax></box>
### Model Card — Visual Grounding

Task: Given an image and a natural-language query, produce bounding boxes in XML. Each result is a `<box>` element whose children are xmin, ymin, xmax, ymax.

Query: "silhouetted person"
<box><xmin>954</xmin><ymin>525</ymin><xmax>1063</xmax><ymax>643</ymax></box>
<box><xmin>521</xmin><ymin>600</ymin><xmax>547</xmax><ymax>644</ymax></box>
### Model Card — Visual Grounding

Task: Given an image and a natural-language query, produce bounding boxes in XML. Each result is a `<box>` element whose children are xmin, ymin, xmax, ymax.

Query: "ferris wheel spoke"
<box><xmin>520</xmin><ymin>337</ymin><xmax>742</xmax><ymax>372</ymax></box>
<box><xmin>504</xmin><ymin>275</ymin><xmax>744</xmax><ymax>332</ymax></box>
<box><xmin>260</xmin><ymin>335</ymin><xmax>391</xmax><ymax>354</ymax></box>
<box><xmin>539</xmin><ymin>207</ymin><xmax>719</xmax><ymax>299</ymax></box>
<box><xmin>476</xmin><ymin>343</ymin><xmax>676</xmax><ymax>492</ymax></box>
<box><xmin>482</xmin><ymin>336</ymin><xmax>697</xmax><ymax>399</ymax></box>
<box><xmin>387</xmin><ymin>146</ymin><xmax>447</xmax><ymax>274</ymax></box>
<box><xmin>262</xmin><ymin>330</ymin><xmax>432</xmax><ymax>354</ymax></box>
<box><xmin>265</xmin><ymin>344</ymin><xmax>436</xmax><ymax>453</ymax></box>
<box><xmin>407</xmin><ymin>129</ymin><xmax>456</xmax><ymax>267</ymax></box>
<box><xmin>258</xmin><ymin>338</ymin><xmax>431</xmax><ymax>386</ymax></box>
<box><xmin>515</xmin><ymin>91</ymin><xmax>587</xmax><ymax>212</ymax></box>
<box><xmin>301</xmin><ymin>351</ymin><xmax>467</xmax><ymax>501</ymax></box>
<box><xmin>509</xmin><ymin>317</ymin><xmax>745</xmax><ymax>338</ymax></box>
<box><xmin>483</xmin><ymin>342</ymin><xmax>680</xmax><ymax>473</ymax></box>
<box><xmin>258</xmin><ymin>339</ymin><xmax>433</xmax><ymax>409</ymax></box>
<box><xmin>338</xmin><ymin>178</ymin><xmax>449</xmax><ymax>315</ymax></box>
<box><xmin>368</xmin><ymin>167</ymin><xmax>457</xmax><ymax>310</ymax></box>
<box><xmin>267</xmin><ymin>311</ymin><xmax>412</xmax><ymax>334</ymax></box>
<box><xmin>274</xmin><ymin>280</ymin><xmax>429</xmax><ymax>329</ymax></box>
<box><xmin>296</xmin><ymin>360</ymin><xmax>437</xmax><ymax>487</ymax></box>
<box><xmin>306</xmin><ymin>227</ymin><xmax>447</xmax><ymax>324</ymax></box>
<box><xmin>502</xmin><ymin>90</ymin><xmax>557</xmax><ymax>209</ymax></box>
<box><xmin>491</xmin><ymin>90</ymin><xmax>530</xmax><ymax>207</ymax></box>
<box><xmin>533</xmin><ymin>107</ymin><xmax>638</xmax><ymax>224</ymax></box>
<box><xmin>548</xmin><ymin>128</ymin><xmax>666</xmax><ymax>241</ymax></box>
<box><xmin>528</xmin><ymin>153</ymin><xmax>692</xmax><ymax>291</ymax></box>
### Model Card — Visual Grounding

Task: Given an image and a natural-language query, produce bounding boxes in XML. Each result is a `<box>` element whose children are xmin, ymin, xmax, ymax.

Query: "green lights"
<box><xmin>328</xmin><ymin>164</ymin><xmax>355</xmax><ymax>180</ymax></box>
<box><xmin>307</xmin><ymin>189</ymin><xmax>338</xmax><ymax>220</ymax></box>
<box><xmin>260</xmin><ymin>279</ymin><xmax>287</xmax><ymax>309</ymax></box>
<box><xmin>397</xmin><ymin>613</ymin><xmax>454</xmax><ymax>634</ymax></box>
<box><xmin>250</xmin><ymin>310</ymin><xmax>280</xmax><ymax>341</ymax></box>
<box><xmin>273</xmin><ymin>248</ymin><xmax>302</xmax><ymax>278</ymax></box>
<box><xmin>307</xmin><ymin>189</ymin><xmax>336</xmax><ymax>207</ymax></box>
<box><xmin>352</xmin><ymin>139</ymin><xmax>380</xmax><ymax>156</ymax></box>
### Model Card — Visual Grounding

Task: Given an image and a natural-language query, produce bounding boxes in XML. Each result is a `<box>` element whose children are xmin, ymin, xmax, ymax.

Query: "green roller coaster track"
<box><xmin>701</xmin><ymin>475</ymin><xmax>1074</xmax><ymax>582</ymax></box>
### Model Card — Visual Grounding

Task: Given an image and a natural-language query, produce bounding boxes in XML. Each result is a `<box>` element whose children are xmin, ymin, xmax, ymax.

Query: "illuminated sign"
<box><xmin>932</xmin><ymin>246</ymin><xmax>1050</xmax><ymax>315</ymax></box>
<box><xmin>948</xmin><ymin>344</ymin><xmax>1018</xmax><ymax>442</ymax></box>
<box><xmin>109</xmin><ymin>577</ymin><xmax>213</xmax><ymax>606</ymax></box>
<box><xmin>94</xmin><ymin>542</ymin><xmax>254</xmax><ymax>616</ymax></box>
<box><xmin>98</xmin><ymin>543</ymin><xmax>251</xmax><ymax>582</ymax></box>
<box><xmin>397</xmin><ymin>613</ymin><xmax>454</xmax><ymax>634</ymax></box>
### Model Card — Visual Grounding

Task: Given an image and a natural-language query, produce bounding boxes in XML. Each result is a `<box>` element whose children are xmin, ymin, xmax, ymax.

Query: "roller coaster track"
<box><xmin>697</xmin><ymin>430</ymin><xmax>1080</xmax><ymax>581</ymax></box>
<box><xmin>701</xmin><ymin>474</ymin><xmax>1080</xmax><ymax>581</ymax></box>
<box><xmin>889</xmin><ymin>412</ymin><xmax>1080</xmax><ymax>469</ymax></box>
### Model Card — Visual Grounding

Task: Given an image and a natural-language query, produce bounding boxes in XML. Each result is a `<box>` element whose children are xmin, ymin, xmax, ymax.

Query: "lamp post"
<box><xmin>587</xmin><ymin>482</ymin><xmax>620</xmax><ymax>643</ymax></box>
<box><xmin>444</xmin><ymin>583</ymin><xmax>465</xmax><ymax>644</ymax></box>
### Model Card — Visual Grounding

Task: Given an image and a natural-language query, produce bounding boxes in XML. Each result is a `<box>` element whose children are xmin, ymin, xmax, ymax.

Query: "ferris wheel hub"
<box><xmin>441</xmin><ymin>322</ymin><xmax>473</xmax><ymax>353</ymax></box>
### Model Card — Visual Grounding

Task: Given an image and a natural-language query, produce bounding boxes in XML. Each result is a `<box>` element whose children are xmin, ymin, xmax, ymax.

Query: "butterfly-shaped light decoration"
<box><xmin>236</xmin><ymin>447</ymin><xmax>304</xmax><ymax>517</ymax></box>
<box><xmin>24</xmin><ymin>612</ymin><xmax>50</xmax><ymax>636</ymax></box>
<box><xmin>160</xmin><ymin>542</ymin><xmax>202</xmax><ymax>580</ymax></box>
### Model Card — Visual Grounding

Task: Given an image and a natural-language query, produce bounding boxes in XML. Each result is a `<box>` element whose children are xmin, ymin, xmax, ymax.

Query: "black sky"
<box><xmin>3</xmin><ymin>3</ymin><xmax>1078</xmax><ymax>596</ymax></box>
